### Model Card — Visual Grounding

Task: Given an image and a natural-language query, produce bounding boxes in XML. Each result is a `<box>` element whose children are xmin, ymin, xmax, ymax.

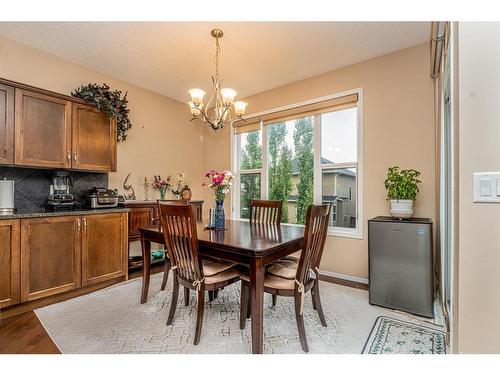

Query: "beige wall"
<box><xmin>457</xmin><ymin>23</ymin><xmax>500</xmax><ymax>353</ymax></box>
<box><xmin>0</xmin><ymin>35</ymin><xmax>205</xmax><ymax>201</ymax></box>
<box><xmin>203</xmin><ymin>43</ymin><xmax>435</xmax><ymax>279</ymax></box>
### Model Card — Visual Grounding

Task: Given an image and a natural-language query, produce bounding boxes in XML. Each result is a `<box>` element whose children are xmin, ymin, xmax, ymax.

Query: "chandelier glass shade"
<box><xmin>188</xmin><ymin>29</ymin><xmax>247</xmax><ymax>131</ymax></box>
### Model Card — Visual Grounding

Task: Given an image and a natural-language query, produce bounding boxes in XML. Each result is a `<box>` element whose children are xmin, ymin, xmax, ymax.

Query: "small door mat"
<box><xmin>362</xmin><ymin>316</ymin><xmax>446</xmax><ymax>354</ymax></box>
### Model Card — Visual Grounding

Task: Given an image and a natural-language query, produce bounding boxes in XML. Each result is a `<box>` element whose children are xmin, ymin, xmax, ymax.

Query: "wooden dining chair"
<box><xmin>157</xmin><ymin>200</ymin><xmax>191</xmax><ymax>305</ymax></box>
<box><xmin>158</xmin><ymin>202</ymin><xmax>241</xmax><ymax>345</ymax></box>
<box><xmin>239</xmin><ymin>204</ymin><xmax>330</xmax><ymax>352</ymax></box>
<box><xmin>249</xmin><ymin>199</ymin><xmax>283</xmax><ymax>224</ymax></box>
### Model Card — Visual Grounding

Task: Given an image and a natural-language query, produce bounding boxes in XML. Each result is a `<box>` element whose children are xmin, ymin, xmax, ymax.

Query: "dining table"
<box><xmin>139</xmin><ymin>219</ymin><xmax>304</xmax><ymax>354</ymax></box>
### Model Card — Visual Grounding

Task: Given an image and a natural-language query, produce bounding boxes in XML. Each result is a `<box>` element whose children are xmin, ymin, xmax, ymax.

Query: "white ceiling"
<box><xmin>0</xmin><ymin>22</ymin><xmax>430</xmax><ymax>102</ymax></box>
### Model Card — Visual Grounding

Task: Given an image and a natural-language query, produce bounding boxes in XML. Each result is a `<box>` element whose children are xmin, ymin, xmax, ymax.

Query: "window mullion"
<box><xmin>313</xmin><ymin>114</ymin><xmax>321</xmax><ymax>205</ymax></box>
<box><xmin>261</xmin><ymin>122</ymin><xmax>269</xmax><ymax>199</ymax></box>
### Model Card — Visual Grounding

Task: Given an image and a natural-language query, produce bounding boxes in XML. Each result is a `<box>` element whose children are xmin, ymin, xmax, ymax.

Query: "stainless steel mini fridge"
<box><xmin>368</xmin><ymin>216</ymin><xmax>434</xmax><ymax>317</ymax></box>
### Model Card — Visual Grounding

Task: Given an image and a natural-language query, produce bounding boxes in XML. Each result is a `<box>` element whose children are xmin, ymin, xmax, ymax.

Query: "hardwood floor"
<box><xmin>0</xmin><ymin>265</ymin><xmax>367</xmax><ymax>354</ymax></box>
<box><xmin>0</xmin><ymin>311</ymin><xmax>60</xmax><ymax>354</ymax></box>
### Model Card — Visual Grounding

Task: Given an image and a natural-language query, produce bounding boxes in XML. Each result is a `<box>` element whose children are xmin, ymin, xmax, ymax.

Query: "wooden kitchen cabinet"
<box><xmin>72</xmin><ymin>103</ymin><xmax>117</xmax><ymax>172</ymax></box>
<box><xmin>0</xmin><ymin>83</ymin><xmax>15</xmax><ymax>165</ymax></box>
<box><xmin>128</xmin><ymin>205</ymin><xmax>157</xmax><ymax>241</ymax></box>
<box><xmin>0</xmin><ymin>220</ymin><xmax>20</xmax><ymax>308</ymax></box>
<box><xmin>20</xmin><ymin>216</ymin><xmax>82</xmax><ymax>302</ymax></box>
<box><xmin>82</xmin><ymin>213</ymin><xmax>128</xmax><ymax>286</ymax></box>
<box><xmin>14</xmin><ymin>89</ymin><xmax>72</xmax><ymax>169</ymax></box>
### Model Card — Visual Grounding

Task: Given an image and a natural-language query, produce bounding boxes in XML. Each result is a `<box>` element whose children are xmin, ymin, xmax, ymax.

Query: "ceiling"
<box><xmin>0</xmin><ymin>22</ymin><xmax>431</xmax><ymax>102</ymax></box>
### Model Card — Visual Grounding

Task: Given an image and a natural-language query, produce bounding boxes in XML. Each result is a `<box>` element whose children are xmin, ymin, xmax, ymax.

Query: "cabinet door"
<box><xmin>82</xmin><ymin>213</ymin><xmax>128</xmax><ymax>286</ymax></box>
<box><xmin>15</xmin><ymin>89</ymin><xmax>72</xmax><ymax>168</ymax></box>
<box><xmin>0</xmin><ymin>83</ymin><xmax>15</xmax><ymax>165</ymax></box>
<box><xmin>128</xmin><ymin>207</ymin><xmax>155</xmax><ymax>240</ymax></box>
<box><xmin>0</xmin><ymin>220</ymin><xmax>20</xmax><ymax>308</ymax></box>
<box><xmin>72</xmin><ymin>104</ymin><xmax>117</xmax><ymax>172</ymax></box>
<box><xmin>21</xmin><ymin>216</ymin><xmax>81</xmax><ymax>302</ymax></box>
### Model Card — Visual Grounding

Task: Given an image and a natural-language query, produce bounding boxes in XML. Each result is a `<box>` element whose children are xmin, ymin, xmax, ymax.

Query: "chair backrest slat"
<box><xmin>158</xmin><ymin>202</ymin><xmax>203</xmax><ymax>283</ymax></box>
<box><xmin>296</xmin><ymin>205</ymin><xmax>330</xmax><ymax>285</ymax></box>
<box><xmin>249</xmin><ymin>199</ymin><xmax>283</xmax><ymax>224</ymax></box>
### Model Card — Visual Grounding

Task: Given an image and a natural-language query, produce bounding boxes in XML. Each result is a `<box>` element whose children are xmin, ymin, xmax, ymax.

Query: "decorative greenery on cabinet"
<box><xmin>72</xmin><ymin>83</ymin><xmax>133</xmax><ymax>142</ymax></box>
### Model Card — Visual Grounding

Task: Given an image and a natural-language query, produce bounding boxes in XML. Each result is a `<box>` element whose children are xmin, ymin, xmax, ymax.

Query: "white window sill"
<box><xmin>269</xmin><ymin>222</ymin><xmax>363</xmax><ymax>240</ymax></box>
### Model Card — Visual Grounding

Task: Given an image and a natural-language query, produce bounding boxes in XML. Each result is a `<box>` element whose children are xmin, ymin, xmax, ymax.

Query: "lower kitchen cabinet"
<box><xmin>0</xmin><ymin>220</ymin><xmax>21</xmax><ymax>308</ymax></box>
<box><xmin>20</xmin><ymin>216</ymin><xmax>82</xmax><ymax>302</ymax></box>
<box><xmin>82</xmin><ymin>213</ymin><xmax>128</xmax><ymax>286</ymax></box>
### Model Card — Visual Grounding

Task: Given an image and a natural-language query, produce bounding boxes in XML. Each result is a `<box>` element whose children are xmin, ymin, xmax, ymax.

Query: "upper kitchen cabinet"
<box><xmin>0</xmin><ymin>83</ymin><xmax>15</xmax><ymax>165</ymax></box>
<box><xmin>15</xmin><ymin>89</ymin><xmax>72</xmax><ymax>169</ymax></box>
<box><xmin>72</xmin><ymin>103</ymin><xmax>117</xmax><ymax>172</ymax></box>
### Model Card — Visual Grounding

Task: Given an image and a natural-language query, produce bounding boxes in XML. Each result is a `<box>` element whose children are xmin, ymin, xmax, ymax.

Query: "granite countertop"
<box><xmin>0</xmin><ymin>207</ymin><xmax>129</xmax><ymax>220</ymax></box>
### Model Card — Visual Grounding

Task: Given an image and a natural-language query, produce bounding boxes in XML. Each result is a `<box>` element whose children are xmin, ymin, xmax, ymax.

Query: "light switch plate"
<box><xmin>473</xmin><ymin>172</ymin><xmax>500</xmax><ymax>203</ymax></box>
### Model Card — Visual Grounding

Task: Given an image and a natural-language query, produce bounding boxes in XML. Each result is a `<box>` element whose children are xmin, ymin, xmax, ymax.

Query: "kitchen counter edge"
<box><xmin>0</xmin><ymin>207</ymin><xmax>130</xmax><ymax>220</ymax></box>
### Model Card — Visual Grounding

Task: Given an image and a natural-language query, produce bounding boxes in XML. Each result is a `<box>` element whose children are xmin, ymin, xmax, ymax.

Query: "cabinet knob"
<box><xmin>73</xmin><ymin>152</ymin><xmax>77</xmax><ymax>162</ymax></box>
<box><xmin>67</xmin><ymin>151</ymin><xmax>71</xmax><ymax>161</ymax></box>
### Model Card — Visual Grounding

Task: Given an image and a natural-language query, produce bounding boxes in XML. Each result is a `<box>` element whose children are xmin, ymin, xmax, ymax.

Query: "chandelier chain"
<box><xmin>214</xmin><ymin>36</ymin><xmax>221</xmax><ymax>81</ymax></box>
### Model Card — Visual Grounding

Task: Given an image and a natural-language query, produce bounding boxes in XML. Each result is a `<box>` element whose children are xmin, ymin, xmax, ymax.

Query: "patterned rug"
<box><xmin>362</xmin><ymin>316</ymin><xmax>446</xmax><ymax>354</ymax></box>
<box><xmin>35</xmin><ymin>273</ymin><xmax>444</xmax><ymax>354</ymax></box>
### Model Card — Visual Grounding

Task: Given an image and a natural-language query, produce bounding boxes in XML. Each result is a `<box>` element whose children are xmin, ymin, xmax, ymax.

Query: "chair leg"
<box><xmin>240</xmin><ymin>282</ymin><xmax>249</xmax><ymax>329</ymax></box>
<box><xmin>294</xmin><ymin>293</ymin><xmax>309</xmax><ymax>353</ymax></box>
<box><xmin>213</xmin><ymin>289</ymin><xmax>219</xmax><ymax>299</ymax></box>
<box><xmin>312</xmin><ymin>281</ymin><xmax>327</xmax><ymax>327</ymax></box>
<box><xmin>194</xmin><ymin>288</ymin><xmax>206</xmax><ymax>345</ymax></box>
<box><xmin>184</xmin><ymin>287</ymin><xmax>190</xmax><ymax>306</ymax></box>
<box><xmin>247</xmin><ymin>286</ymin><xmax>251</xmax><ymax>318</ymax></box>
<box><xmin>208</xmin><ymin>290</ymin><xmax>214</xmax><ymax>302</ymax></box>
<box><xmin>161</xmin><ymin>258</ymin><xmax>170</xmax><ymax>291</ymax></box>
<box><xmin>311</xmin><ymin>287</ymin><xmax>317</xmax><ymax>310</ymax></box>
<box><xmin>272</xmin><ymin>294</ymin><xmax>277</xmax><ymax>307</ymax></box>
<box><xmin>167</xmin><ymin>276</ymin><xmax>179</xmax><ymax>325</ymax></box>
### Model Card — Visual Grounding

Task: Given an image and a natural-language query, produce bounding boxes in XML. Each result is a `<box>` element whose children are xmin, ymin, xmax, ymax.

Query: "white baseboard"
<box><xmin>318</xmin><ymin>269</ymin><xmax>369</xmax><ymax>285</ymax></box>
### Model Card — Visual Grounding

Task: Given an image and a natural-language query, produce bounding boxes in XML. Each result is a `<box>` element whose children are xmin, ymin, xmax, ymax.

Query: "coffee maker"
<box><xmin>45</xmin><ymin>171</ymin><xmax>76</xmax><ymax>211</ymax></box>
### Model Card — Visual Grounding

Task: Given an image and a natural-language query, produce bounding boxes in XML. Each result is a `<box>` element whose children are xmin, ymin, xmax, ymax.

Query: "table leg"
<box><xmin>250</xmin><ymin>257</ymin><xmax>265</xmax><ymax>354</ymax></box>
<box><xmin>141</xmin><ymin>237</ymin><xmax>151</xmax><ymax>304</ymax></box>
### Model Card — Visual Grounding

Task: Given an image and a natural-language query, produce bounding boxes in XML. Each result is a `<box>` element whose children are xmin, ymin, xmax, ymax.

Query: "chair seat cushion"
<box><xmin>240</xmin><ymin>270</ymin><xmax>315</xmax><ymax>290</ymax></box>
<box><xmin>205</xmin><ymin>267</ymin><xmax>241</xmax><ymax>285</ymax></box>
<box><xmin>240</xmin><ymin>272</ymin><xmax>294</xmax><ymax>290</ymax></box>
<box><xmin>202</xmin><ymin>258</ymin><xmax>236</xmax><ymax>277</ymax></box>
<box><xmin>266</xmin><ymin>258</ymin><xmax>298</xmax><ymax>279</ymax></box>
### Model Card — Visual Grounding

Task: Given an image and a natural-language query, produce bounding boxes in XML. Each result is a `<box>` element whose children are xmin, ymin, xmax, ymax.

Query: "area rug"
<box><xmin>35</xmin><ymin>274</ymin><xmax>443</xmax><ymax>354</ymax></box>
<box><xmin>362</xmin><ymin>316</ymin><xmax>446</xmax><ymax>354</ymax></box>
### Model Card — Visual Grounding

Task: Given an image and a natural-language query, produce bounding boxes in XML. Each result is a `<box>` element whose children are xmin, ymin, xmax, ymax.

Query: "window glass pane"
<box><xmin>268</xmin><ymin>116</ymin><xmax>313</xmax><ymax>224</ymax></box>
<box><xmin>240</xmin><ymin>173</ymin><xmax>261</xmax><ymax>219</ymax></box>
<box><xmin>239</xmin><ymin>130</ymin><xmax>262</xmax><ymax>170</ymax></box>
<box><xmin>322</xmin><ymin>167</ymin><xmax>357</xmax><ymax>228</ymax></box>
<box><xmin>321</xmin><ymin>107</ymin><xmax>357</xmax><ymax>164</ymax></box>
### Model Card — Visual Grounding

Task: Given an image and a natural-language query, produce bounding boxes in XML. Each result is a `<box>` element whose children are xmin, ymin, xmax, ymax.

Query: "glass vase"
<box><xmin>159</xmin><ymin>187</ymin><xmax>167</xmax><ymax>200</ymax></box>
<box><xmin>214</xmin><ymin>200</ymin><xmax>225</xmax><ymax>229</ymax></box>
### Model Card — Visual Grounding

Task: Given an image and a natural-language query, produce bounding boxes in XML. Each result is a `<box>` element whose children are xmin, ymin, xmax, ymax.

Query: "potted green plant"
<box><xmin>384</xmin><ymin>166</ymin><xmax>422</xmax><ymax>219</ymax></box>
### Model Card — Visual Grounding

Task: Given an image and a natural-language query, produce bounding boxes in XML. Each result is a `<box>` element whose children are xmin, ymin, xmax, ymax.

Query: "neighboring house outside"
<box><xmin>288</xmin><ymin>165</ymin><xmax>356</xmax><ymax>228</ymax></box>
<box><xmin>240</xmin><ymin>158</ymin><xmax>357</xmax><ymax>228</ymax></box>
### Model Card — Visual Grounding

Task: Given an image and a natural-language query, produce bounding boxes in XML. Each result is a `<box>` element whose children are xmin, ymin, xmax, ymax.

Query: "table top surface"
<box><xmin>140</xmin><ymin>219</ymin><xmax>304</xmax><ymax>256</ymax></box>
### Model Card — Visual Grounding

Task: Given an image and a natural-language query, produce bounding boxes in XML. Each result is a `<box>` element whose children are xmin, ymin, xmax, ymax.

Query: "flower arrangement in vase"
<box><xmin>170</xmin><ymin>172</ymin><xmax>187</xmax><ymax>199</ymax></box>
<box><xmin>203</xmin><ymin>169</ymin><xmax>234</xmax><ymax>229</ymax></box>
<box><xmin>152</xmin><ymin>175</ymin><xmax>172</xmax><ymax>200</ymax></box>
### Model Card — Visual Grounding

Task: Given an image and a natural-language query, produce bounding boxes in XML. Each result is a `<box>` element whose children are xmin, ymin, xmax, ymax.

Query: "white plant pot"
<box><xmin>389</xmin><ymin>199</ymin><xmax>414</xmax><ymax>219</ymax></box>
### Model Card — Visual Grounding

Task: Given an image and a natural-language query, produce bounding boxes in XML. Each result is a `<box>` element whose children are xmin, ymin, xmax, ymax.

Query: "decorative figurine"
<box><xmin>143</xmin><ymin>176</ymin><xmax>150</xmax><ymax>201</ymax></box>
<box><xmin>123</xmin><ymin>172</ymin><xmax>136</xmax><ymax>200</ymax></box>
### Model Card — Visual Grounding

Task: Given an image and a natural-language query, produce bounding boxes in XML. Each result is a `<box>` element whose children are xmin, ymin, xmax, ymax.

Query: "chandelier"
<box><xmin>188</xmin><ymin>29</ymin><xmax>247</xmax><ymax>131</ymax></box>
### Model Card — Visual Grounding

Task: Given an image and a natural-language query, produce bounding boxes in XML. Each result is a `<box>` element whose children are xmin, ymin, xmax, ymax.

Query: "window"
<box><xmin>233</xmin><ymin>90</ymin><xmax>362</xmax><ymax>238</ymax></box>
<box><xmin>237</xmin><ymin>130</ymin><xmax>262</xmax><ymax>219</ymax></box>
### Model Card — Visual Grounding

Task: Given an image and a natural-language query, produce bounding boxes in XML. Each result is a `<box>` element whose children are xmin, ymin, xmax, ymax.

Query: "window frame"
<box><xmin>231</xmin><ymin>88</ymin><xmax>363</xmax><ymax>240</ymax></box>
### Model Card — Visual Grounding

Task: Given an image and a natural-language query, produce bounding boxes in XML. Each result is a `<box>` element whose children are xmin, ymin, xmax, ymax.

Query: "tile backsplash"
<box><xmin>0</xmin><ymin>167</ymin><xmax>108</xmax><ymax>212</ymax></box>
